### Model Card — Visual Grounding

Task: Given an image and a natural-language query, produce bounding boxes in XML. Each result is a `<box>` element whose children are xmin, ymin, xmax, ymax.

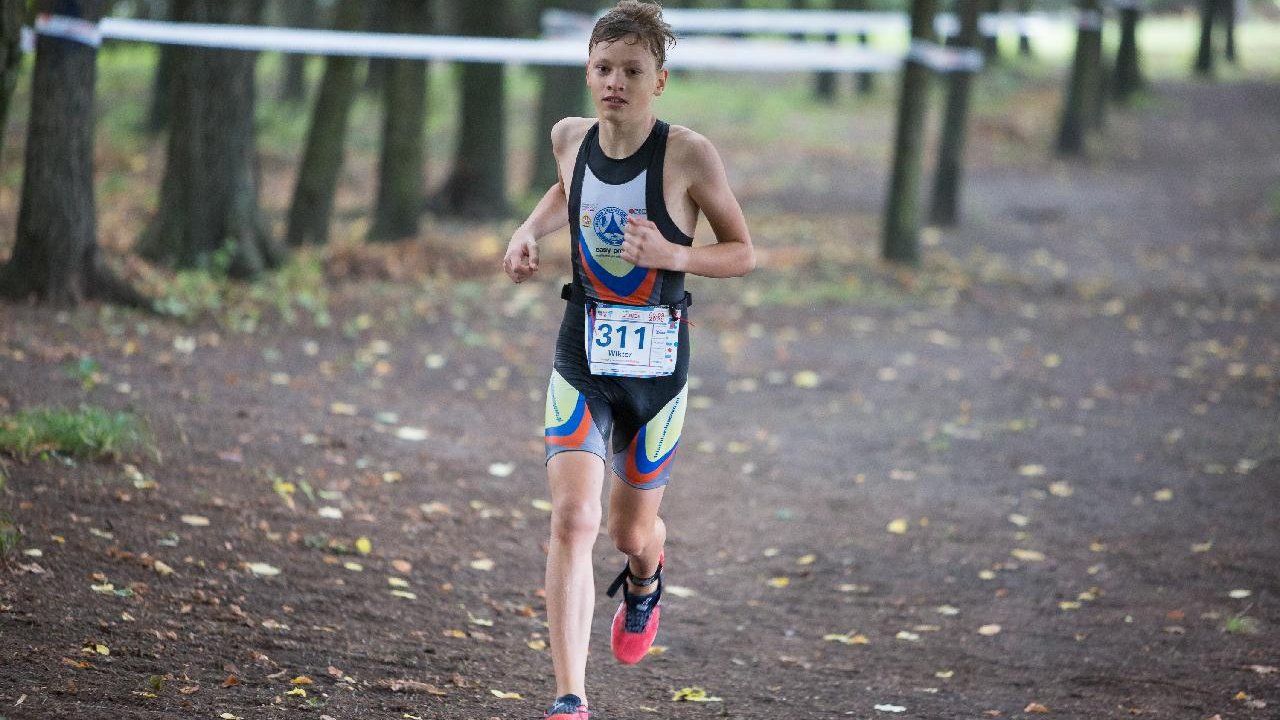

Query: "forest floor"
<box><xmin>1</xmin><ymin>63</ymin><xmax>1278</xmax><ymax>719</ymax></box>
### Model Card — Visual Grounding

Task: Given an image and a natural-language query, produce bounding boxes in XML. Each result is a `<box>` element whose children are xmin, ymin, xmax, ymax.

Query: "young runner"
<box><xmin>503</xmin><ymin>2</ymin><xmax>754</xmax><ymax>717</ymax></box>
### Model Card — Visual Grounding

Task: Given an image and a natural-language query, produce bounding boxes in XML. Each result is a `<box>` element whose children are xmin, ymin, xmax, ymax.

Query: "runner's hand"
<box><xmin>622</xmin><ymin>217</ymin><xmax>685</xmax><ymax>271</ymax></box>
<box><xmin>503</xmin><ymin>233</ymin><xmax>539</xmax><ymax>283</ymax></box>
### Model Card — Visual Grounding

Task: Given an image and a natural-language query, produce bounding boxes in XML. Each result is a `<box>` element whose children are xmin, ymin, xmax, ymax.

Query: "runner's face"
<box><xmin>586</xmin><ymin>36</ymin><xmax>667</xmax><ymax>121</ymax></box>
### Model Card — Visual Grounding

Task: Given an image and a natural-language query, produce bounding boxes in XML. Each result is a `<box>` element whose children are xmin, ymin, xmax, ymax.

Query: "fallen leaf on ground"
<box><xmin>978</xmin><ymin>624</ymin><xmax>1002</xmax><ymax>636</ymax></box>
<box><xmin>395</xmin><ymin>427</ymin><xmax>428</xmax><ymax>442</ymax></box>
<box><xmin>180</xmin><ymin>515</ymin><xmax>210</xmax><ymax>527</ymax></box>
<box><xmin>490</xmin><ymin>689</ymin><xmax>522</xmax><ymax>699</ymax></box>
<box><xmin>291</xmin><ymin>676</ymin><xmax>313</xmax><ymax>685</ymax></box>
<box><xmin>887</xmin><ymin>518</ymin><xmax>909</xmax><ymax>534</ymax></box>
<box><xmin>247</xmin><ymin>562</ymin><xmax>280</xmax><ymax>577</ymax></box>
<box><xmin>874</xmin><ymin>704</ymin><xmax>906</xmax><ymax>713</ymax></box>
<box><xmin>1011</xmin><ymin>549</ymin><xmax>1045</xmax><ymax>562</ymax></box>
<box><xmin>392</xmin><ymin>559</ymin><xmax>413</xmax><ymax>574</ymax></box>
<box><xmin>375</xmin><ymin>679</ymin><xmax>447</xmax><ymax>695</ymax></box>
<box><xmin>488</xmin><ymin>462</ymin><xmax>515</xmax><ymax>477</ymax></box>
<box><xmin>672</xmin><ymin>687</ymin><xmax>722</xmax><ymax>702</ymax></box>
<box><xmin>355</xmin><ymin>537</ymin><xmax>372</xmax><ymax>555</ymax></box>
<box><xmin>470</xmin><ymin>558</ymin><xmax>495</xmax><ymax>571</ymax></box>
<box><xmin>1025</xmin><ymin>702</ymin><xmax>1050</xmax><ymax>713</ymax></box>
<box><xmin>1228</xmin><ymin>589</ymin><xmax>1251</xmax><ymax>599</ymax></box>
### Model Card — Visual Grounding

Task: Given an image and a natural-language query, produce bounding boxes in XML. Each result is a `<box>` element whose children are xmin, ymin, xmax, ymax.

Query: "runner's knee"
<box><xmin>551</xmin><ymin>500</ymin><xmax>602</xmax><ymax>545</ymax></box>
<box><xmin>608</xmin><ymin>523</ymin><xmax>651</xmax><ymax>558</ymax></box>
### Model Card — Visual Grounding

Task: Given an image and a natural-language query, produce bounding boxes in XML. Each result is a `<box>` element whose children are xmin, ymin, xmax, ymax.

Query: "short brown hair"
<box><xmin>589</xmin><ymin>1</ymin><xmax>677</xmax><ymax>69</ymax></box>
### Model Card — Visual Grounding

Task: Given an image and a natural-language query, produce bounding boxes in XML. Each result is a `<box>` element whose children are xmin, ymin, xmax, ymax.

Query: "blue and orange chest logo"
<box><xmin>578</xmin><ymin>201</ymin><xmax>656</xmax><ymax>304</ymax></box>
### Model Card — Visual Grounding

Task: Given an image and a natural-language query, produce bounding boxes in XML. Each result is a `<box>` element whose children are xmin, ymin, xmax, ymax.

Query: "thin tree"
<box><xmin>1193</xmin><ymin>0</ymin><xmax>1216</xmax><ymax>76</ymax></box>
<box><xmin>435</xmin><ymin>0</ymin><xmax>511</xmax><ymax>218</ymax></box>
<box><xmin>0</xmin><ymin>0</ymin><xmax>25</xmax><ymax>167</ymax></box>
<box><xmin>929</xmin><ymin>0</ymin><xmax>979</xmax><ymax>227</ymax></box>
<box><xmin>531</xmin><ymin>0</ymin><xmax>597</xmax><ymax>193</ymax></box>
<box><xmin>279</xmin><ymin>0</ymin><xmax>318</xmax><ymax>102</ymax></box>
<box><xmin>1017</xmin><ymin>0</ymin><xmax>1033</xmax><ymax>56</ymax></box>
<box><xmin>286</xmin><ymin>0</ymin><xmax>365</xmax><ymax>246</ymax></box>
<box><xmin>882</xmin><ymin>0</ymin><xmax>937</xmax><ymax>264</ymax></box>
<box><xmin>1220</xmin><ymin>0</ymin><xmax>1236</xmax><ymax>64</ymax></box>
<box><xmin>364</xmin><ymin>0</ymin><xmax>391</xmax><ymax>94</ymax></box>
<box><xmin>369</xmin><ymin>0</ymin><xmax>431</xmax><ymax>241</ymax></box>
<box><xmin>137</xmin><ymin>0</ymin><xmax>283</xmax><ymax>277</ymax></box>
<box><xmin>1</xmin><ymin>0</ymin><xmax>145</xmax><ymax>306</ymax></box>
<box><xmin>1112</xmin><ymin>0</ymin><xmax>1143</xmax><ymax>102</ymax></box>
<box><xmin>1055</xmin><ymin>0</ymin><xmax>1102</xmax><ymax>157</ymax></box>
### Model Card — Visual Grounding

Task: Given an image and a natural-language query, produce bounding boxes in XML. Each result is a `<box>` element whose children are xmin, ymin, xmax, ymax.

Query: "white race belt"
<box><xmin>585</xmin><ymin>302</ymin><xmax>681</xmax><ymax>378</ymax></box>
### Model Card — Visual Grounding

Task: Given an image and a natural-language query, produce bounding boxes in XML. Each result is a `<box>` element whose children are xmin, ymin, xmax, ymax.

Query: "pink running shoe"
<box><xmin>606</xmin><ymin>554</ymin><xmax>663</xmax><ymax>665</ymax></box>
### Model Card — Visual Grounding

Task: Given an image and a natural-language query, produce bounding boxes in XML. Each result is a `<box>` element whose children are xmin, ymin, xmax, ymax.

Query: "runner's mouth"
<box><xmin>603</xmin><ymin>96</ymin><xmax>627</xmax><ymax>106</ymax></box>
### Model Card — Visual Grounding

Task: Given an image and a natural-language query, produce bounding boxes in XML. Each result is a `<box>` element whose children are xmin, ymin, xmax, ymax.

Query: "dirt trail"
<box><xmin>1</xmin><ymin>79</ymin><xmax>1277</xmax><ymax>719</ymax></box>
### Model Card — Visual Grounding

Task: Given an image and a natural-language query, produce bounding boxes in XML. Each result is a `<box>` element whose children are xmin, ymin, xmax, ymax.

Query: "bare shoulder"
<box><xmin>551</xmin><ymin>117</ymin><xmax>596</xmax><ymax>156</ymax></box>
<box><xmin>665</xmin><ymin>124</ymin><xmax>724</xmax><ymax>178</ymax></box>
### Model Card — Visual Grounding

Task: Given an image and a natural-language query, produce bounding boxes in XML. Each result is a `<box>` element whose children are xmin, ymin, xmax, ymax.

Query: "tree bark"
<box><xmin>145</xmin><ymin>42</ymin><xmax>176</xmax><ymax>133</ymax></box>
<box><xmin>1055</xmin><ymin>0</ymin><xmax>1101</xmax><ymax>157</ymax></box>
<box><xmin>531</xmin><ymin>0</ymin><xmax>594</xmax><ymax>193</ymax></box>
<box><xmin>435</xmin><ymin>0</ymin><xmax>510</xmax><ymax>219</ymax></box>
<box><xmin>841</xmin><ymin>0</ymin><xmax>874</xmax><ymax>95</ymax></box>
<box><xmin>982</xmin><ymin>0</ymin><xmax>1001</xmax><ymax>62</ymax></box>
<box><xmin>369</xmin><ymin>0</ymin><xmax>430</xmax><ymax>241</ymax></box>
<box><xmin>137</xmin><ymin>0</ymin><xmax>282</xmax><ymax>278</ymax></box>
<box><xmin>0</xmin><ymin>0</ymin><xmax>25</xmax><ymax>169</ymax></box>
<box><xmin>1</xmin><ymin>0</ymin><xmax>145</xmax><ymax>307</ymax></box>
<box><xmin>364</xmin><ymin>0</ymin><xmax>391</xmax><ymax>94</ymax></box>
<box><xmin>1112</xmin><ymin>5</ymin><xmax>1143</xmax><ymax>102</ymax></box>
<box><xmin>1221</xmin><ymin>0</ymin><xmax>1236</xmax><ymax>64</ymax></box>
<box><xmin>928</xmin><ymin>0</ymin><xmax>979</xmax><ymax>227</ymax></box>
<box><xmin>1017</xmin><ymin>0</ymin><xmax>1033</xmax><ymax>56</ymax></box>
<box><xmin>1194</xmin><ymin>0</ymin><xmax>1216</xmax><ymax>76</ymax></box>
<box><xmin>279</xmin><ymin>0</ymin><xmax>317</xmax><ymax>102</ymax></box>
<box><xmin>882</xmin><ymin>0</ymin><xmax>936</xmax><ymax>265</ymax></box>
<box><xmin>286</xmin><ymin>0</ymin><xmax>364</xmax><ymax>247</ymax></box>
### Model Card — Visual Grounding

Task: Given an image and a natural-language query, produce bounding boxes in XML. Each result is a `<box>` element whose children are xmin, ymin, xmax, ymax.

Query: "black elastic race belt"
<box><xmin>561</xmin><ymin>283</ymin><xmax>692</xmax><ymax>312</ymax></box>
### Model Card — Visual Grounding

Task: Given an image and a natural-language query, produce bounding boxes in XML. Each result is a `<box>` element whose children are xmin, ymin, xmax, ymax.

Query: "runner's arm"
<box><xmin>681</xmin><ymin>135</ymin><xmax>755</xmax><ymax>278</ymax></box>
<box><xmin>504</xmin><ymin>176</ymin><xmax>569</xmax><ymax>283</ymax></box>
<box><xmin>625</xmin><ymin>134</ymin><xmax>754</xmax><ymax>278</ymax></box>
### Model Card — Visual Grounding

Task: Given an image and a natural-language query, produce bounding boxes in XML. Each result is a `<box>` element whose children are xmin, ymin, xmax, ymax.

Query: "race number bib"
<box><xmin>585</xmin><ymin>303</ymin><xmax>680</xmax><ymax>378</ymax></box>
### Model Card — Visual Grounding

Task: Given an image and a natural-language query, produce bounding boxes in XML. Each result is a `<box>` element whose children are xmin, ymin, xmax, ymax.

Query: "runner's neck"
<box><xmin>596</xmin><ymin>115</ymin><xmax>658</xmax><ymax>160</ymax></box>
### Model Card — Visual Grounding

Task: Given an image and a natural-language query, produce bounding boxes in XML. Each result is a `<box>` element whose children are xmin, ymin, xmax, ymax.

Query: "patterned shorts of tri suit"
<box><xmin>544</xmin><ymin>119</ymin><xmax>694</xmax><ymax>490</ymax></box>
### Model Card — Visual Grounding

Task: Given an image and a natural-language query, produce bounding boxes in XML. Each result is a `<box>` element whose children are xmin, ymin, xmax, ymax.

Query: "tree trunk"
<box><xmin>1221</xmin><ymin>0</ymin><xmax>1236</xmax><ymax>64</ymax></box>
<box><xmin>1055</xmin><ymin>0</ymin><xmax>1101</xmax><ymax>157</ymax></box>
<box><xmin>286</xmin><ymin>0</ymin><xmax>364</xmax><ymax>247</ymax></box>
<box><xmin>435</xmin><ymin>0</ymin><xmax>509</xmax><ymax>219</ymax></box>
<box><xmin>928</xmin><ymin>0</ymin><xmax>979</xmax><ymax>227</ymax></box>
<box><xmin>1112</xmin><ymin>6</ymin><xmax>1143</xmax><ymax>102</ymax></box>
<box><xmin>531</xmin><ymin>0</ymin><xmax>594</xmax><ymax>194</ymax></box>
<box><xmin>1</xmin><ymin>0</ymin><xmax>145</xmax><ymax>307</ymax></box>
<box><xmin>982</xmin><ymin>0</ymin><xmax>1001</xmax><ymax>62</ymax></box>
<box><xmin>364</xmin><ymin>0</ymin><xmax>391</xmax><ymax>94</ymax></box>
<box><xmin>1194</xmin><ymin>0</ymin><xmax>1216</xmax><ymax>76</ymax></box>
<box><xmin>369</xmin><ymin>0</ymin><xmax>430</xmax><ymax>241</ymax></box>
<box><xmin>137</xmin><ymin>0</ymin><xmax>282</xmax><ymax>278</ymax></box>
<box><xmin>145</xmin><ymin>43</ymin><xmax>176</xmax><ymax>133</ymax></box>
<box><xmin>882</xmin><ymin>0</ymin><xmax>937</xmax><ymax>265</ymax></box>
<box><xmin>0</xmin><ymin>0</ymin><xmax>25</xmax><ymax>169</ymax></box>
<box><xmin>841</xmin><ymin>0</ymin><xmax>874</xmax><ymax>95</ymax></box>
<box><xmin>279</xmin><ymin>0</ymin><xmax>317</xmax><ymax>102</ymax></box>
<box><xmin>1017</xmin><ymin>0</ymin><xmax>1032</xmax><ymax>56</ymax></box>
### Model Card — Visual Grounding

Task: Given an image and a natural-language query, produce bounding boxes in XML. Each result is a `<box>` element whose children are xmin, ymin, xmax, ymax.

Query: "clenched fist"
<box><xmin>621</xmin><ymin>216</ymin><xmax>685</xmax><ymax>271</ymax></box>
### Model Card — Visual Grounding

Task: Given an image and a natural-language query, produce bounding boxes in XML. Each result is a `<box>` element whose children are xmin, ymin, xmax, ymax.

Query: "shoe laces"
<box><xmin>606</xmin><ymin>560</ymin><xmax>663</xmax><ymax>633</ymax></box>
<box><xmin>546</xmin><ymin>693</ymin><xmax>587</xmax><ymax>717</ymax></box>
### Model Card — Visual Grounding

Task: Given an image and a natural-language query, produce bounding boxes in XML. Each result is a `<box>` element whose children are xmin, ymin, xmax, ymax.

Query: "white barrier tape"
<box><xmin>35</xmin><ymin>13</ymin><xmax>102</xmax><ymax>48</ymax></box>
<box><xmin>20</xmin><ymin>26</ymin><xmax>34</xmax><ymax>53</ymax></box>
<box><xmin>905</xmin><ymin>39</ymin><xmax>984</xmax><ymax>73</ymax></box>
<box><xmin>29</xmin><ymin>16</ymin><xmax>908</xmax><ymax>73</ymax></box>
<box><xmin>1077</xmin><ymin>10</ymin><xmax>1105</xmax><ymax>30</ymax></box>
<box><xmin>645</xmin><ymin>8</ymin><xmax>1065</xmax><ymax>39</ymax></box>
